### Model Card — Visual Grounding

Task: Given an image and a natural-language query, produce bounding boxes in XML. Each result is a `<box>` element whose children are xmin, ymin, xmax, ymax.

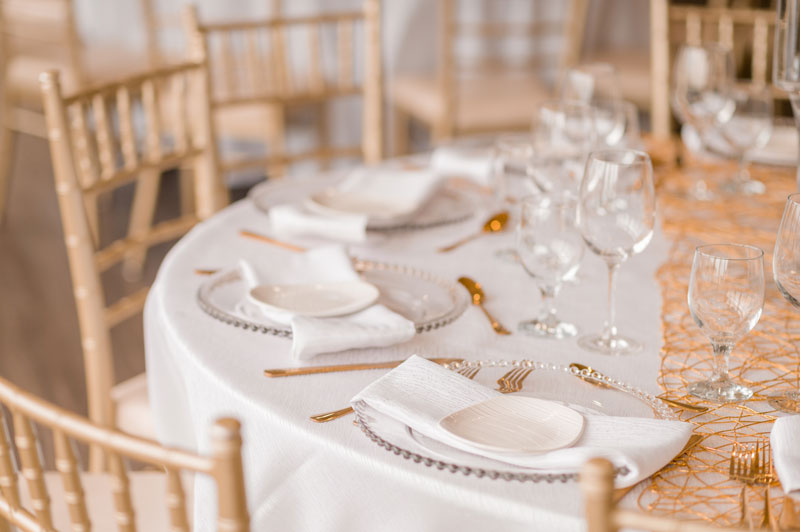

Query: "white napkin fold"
<box><xmin>268</xmin><ymin>203</ymin><xmax>368</xmax><ymax>243</ymax></box>
<box><xmin>237</xmin><ymin>246</ymin><xmax>416</xmax><ymax>360</ymax></box>
<box><xmin>430</xmin><ymin>146</ymin><xmax>493</xmax><ymax>187</ymax></box>
<box><xmin>352</xmin><ymin>356</ymin><xmax>694</xmax><ymax>487</ymax></box>
<box><xmin>771</xmin><ymin>416</ymin><xmax>800</xmax><ymax>496</ymax></box>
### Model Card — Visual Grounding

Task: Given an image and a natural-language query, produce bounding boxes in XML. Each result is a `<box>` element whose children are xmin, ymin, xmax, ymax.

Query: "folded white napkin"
<box><xmin>237</xmin><ymin>246</ymin><xmax>416</xmax><ymax>360</ymax></box>
<box><xmin>430</xmin><ymin>146</ymin><xmax>493</xmax><ymax>187</ymax></box>
<box><xmin>352</xmin><ymin>356</ymin><xmax>694</xmax><ymax>487</ymax></box>
<box><xmin>771</xmin><ymin>416</ymin><xmax>800</xmax><ymax>495</ymax></box>
<box><xmin>268</xmin><ymin>203</ymin><xmax>368</xmax><ymax>243</ymax></box>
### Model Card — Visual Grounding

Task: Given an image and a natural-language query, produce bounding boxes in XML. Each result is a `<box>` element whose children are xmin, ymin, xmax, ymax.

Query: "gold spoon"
<box><xmin>438</xmin><ymin>211</ymin><xmax>509</xmax><ymax>253</ymax></box>
<box><xmin>568</xmin><ymin>363</ymin><xmax>709</xmax><ymax>413</ymax></box>
<box><xmin>457</xmin><ymin>277</ymin><xmax>511</xmax><ymax>335</ymax></box>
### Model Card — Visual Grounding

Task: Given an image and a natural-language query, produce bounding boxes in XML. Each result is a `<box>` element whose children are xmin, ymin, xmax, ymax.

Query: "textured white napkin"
<box><xmin>352</xmin><ymin>356</ymin><xmax>694</xmax><ymax>487</ymax></box>
<box><xmin>771</xmin><ymin>416</ymin><xmax>800</xmax><ymax>495</ymax></box>
<box><xmin>237</xmin><ymin>246</ymin><xmax>416</xmax><ymax>360</ymax></box>
<box><xmin>430</xmin><ymin>146</ymin><xmax>493</xmax><ymax>187</ymax></box>
<box><xmin>268</xmin><ymin>203</ymin><xmax>368</xmax><ymax>243</ymax></box>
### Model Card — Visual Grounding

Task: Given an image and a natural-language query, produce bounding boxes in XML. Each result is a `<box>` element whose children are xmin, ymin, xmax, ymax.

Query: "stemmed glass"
<box><xmin>687</xmin><ymin>244</ymin><xmax>765</xmax><ymax>403</ymax></box>
<box><xmin>577</xmin><ymin>150</ymin><xmax>656</xmax><ymax>355</ymax></box>
<box><xmin>773</xmin><ymin>0</ymin><xmax>800</xmax><ymax>189</ymax></box>
<box><xmin>561</xmin><ymin>63</ymin><xmax>625</xmax><ymax>146</ymax></box>
<box><xmin>671</xmin><ymin>43</ymin><xmax>735</xmax><ymax>199</ymax></box>
<box><xmin>516</xmin><ymin>195</ymin><xmax>584</xmax><ymax>338</ymax></box>
<box><xmin>716</xmin><ymin>84</ymin><xmax>773</xmax><ymax>196</ymax></box>
<box><xmin>771</xmin><ymin>193</ymin><xmax>800</xmax><ymax>412</ymax></box>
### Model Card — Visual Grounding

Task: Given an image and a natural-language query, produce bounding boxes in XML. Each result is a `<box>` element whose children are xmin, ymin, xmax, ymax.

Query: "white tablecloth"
<box><xmin>144</xmin><ymin>176</ymin><xmax>669</xmax><ymax>531</ymax></box>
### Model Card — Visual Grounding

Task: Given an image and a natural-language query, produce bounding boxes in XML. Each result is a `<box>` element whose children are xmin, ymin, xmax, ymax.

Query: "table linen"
<box><xmin>771</xmin><ymin>416</ymin><xmax>800</xmax><ymax>496</ymax></box>
<box><xmin>144</xmin><ymin>173</ymin><xmax>669</xmax><ymax>531</ymax></box>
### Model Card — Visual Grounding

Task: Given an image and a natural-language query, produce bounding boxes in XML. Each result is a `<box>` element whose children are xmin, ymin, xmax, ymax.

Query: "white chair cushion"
<box><xmin>111</xmin><ymin>372</ymin><xmax>157</xmax><ymax>440</ymax></box>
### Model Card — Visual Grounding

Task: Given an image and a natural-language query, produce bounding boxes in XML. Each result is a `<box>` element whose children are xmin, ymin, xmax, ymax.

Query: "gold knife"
<box><xmin>265</xmin><ymin>357</ymin><xmax>463</xmax><ymax>378</ymax></box>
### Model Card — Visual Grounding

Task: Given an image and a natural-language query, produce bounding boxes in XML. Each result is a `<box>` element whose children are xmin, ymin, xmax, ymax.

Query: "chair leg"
<box><xmin>0</xmin><ymin>127</ymin><xmax>17</xmax><ymax>226</ymax></box>
<box><xmin>0</xmin><ymin>514</ymin><xmax>11</xmax><ymax>532</ymax></box>
<box><xmin>122</xmin><ymin>168</ymin><xmax>161</xmax><ymax>281</ymax></box>
<box><xmin>392</xmin><ymin>105</ymin><xmax>410</xmax><ymax>156</ymax></box>
<box><xmin>178</xmin><ymin>165</ymin><xmax>195</xmax><ymax>216</ymax></box>
<box><xmin>316</xmin><ymin>101</ymin><xmax>330</xmax><ymax>170</ymax></box>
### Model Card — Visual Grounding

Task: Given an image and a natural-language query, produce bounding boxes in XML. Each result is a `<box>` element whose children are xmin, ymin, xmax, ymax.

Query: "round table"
<box><xmin>144</xmin><ymin>171</ymin><xmax>669</xmax><ymax>531</ymax></box>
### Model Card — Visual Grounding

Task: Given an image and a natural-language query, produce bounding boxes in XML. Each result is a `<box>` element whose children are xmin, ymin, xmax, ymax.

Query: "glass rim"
<box><xmin>586</xmin><ymin>148</ymin><xmax>651</xmax><ymax>165</ymax></box>
<box><xmin>785</xmin><ymin>192</ymin><xmax>800</xmax><ymax>204</ymax></box>
<box><xmin>695</xmin><ymin>243</ymin><xmax>764</xmax><ymax>261</ymax></box>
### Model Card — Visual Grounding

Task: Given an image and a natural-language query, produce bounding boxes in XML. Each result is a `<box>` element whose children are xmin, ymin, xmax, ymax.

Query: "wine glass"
<box><xmin>687</xmin><ymin>244</ymin><xmax>765</xmax><ymax>403</ymax></box>
<box><xmin>530</xmin><ymin>100</ymin><xmax>597</xmax><ymax>197</ymax></box>
<box><xmin>561</xmin><ymin>63</ymin><xmax>625</xmax><ymax>146</ymax></box>
<box><xmin>716</xmin><ymin>83</ymin><xmax>773</xmax><ymax>196</ymax></box>
<box><xmin>771</xmin><ymin>193</ymin><xmax>800</xmax><ymax>412</ymax></box>
<box><xmin>773</xmin><ymin>0</ymin><xmax>800</xmax><ymax>189</ymax></box>
<box><xmin>516</xmin><ymin>195</ymin><xmax>584</xmax><ymax>338</ymax></box>
<box><xmin>577</xmin><ymin>150</ymin><xmax>656</xmax><ymax>355</ymax></box>
<box><xmin>671</xmin><ymin>43</ymin><xmax>735</xmax><ymax>199</ymax></box>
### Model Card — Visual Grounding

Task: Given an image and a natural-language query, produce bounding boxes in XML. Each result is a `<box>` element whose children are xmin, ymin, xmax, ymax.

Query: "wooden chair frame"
<box><xmin>650</xmin><ymin>0</ymin><xmax>777</xmax><ymax>139</ymax></box>
<box><xmin>183</xmin><ymin>0</ymin><xmax>383</xmax><ymax>185</ymax></box>
<box><xmin>39</xmin><ymin>63</ymin><xmax>225</xmax><ymax>471</ymax></box>
<box><xmin>0</xmin><ymin>374</ymin><xmax>249</xmax><ymax>532</ymax></box>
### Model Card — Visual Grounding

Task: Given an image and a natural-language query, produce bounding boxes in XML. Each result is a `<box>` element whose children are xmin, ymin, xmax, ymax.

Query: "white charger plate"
<box><xmin>438</xmin><ymin>396</ymin><xmax>585</xmax><ymax>454</ymax></box>
<box><xmin>248</xmin><ymin>281</ymin><xmax>379</xmax><ymax>318</ymax></box>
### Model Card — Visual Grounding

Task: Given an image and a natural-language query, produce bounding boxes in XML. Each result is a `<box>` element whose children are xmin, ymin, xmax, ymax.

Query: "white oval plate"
<box><xmin>248</xmin><ymin>281</ymin><xmax>379</xmax><ymax>318</ymax></box>
<box><xmin>438</xmin><ymin>396</ymin><xmax>585</xmax><ymax>454</ymax></box>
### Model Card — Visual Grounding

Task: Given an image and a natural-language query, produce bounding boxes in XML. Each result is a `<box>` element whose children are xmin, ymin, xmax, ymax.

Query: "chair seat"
<box><xmin>111</xmin><ymin>372</ymin><xmax>157</xmax><ymax>440</ymax></box>
<box><xmin>392</xmin><ymin>74</ymin><xmax>551</xmax><ymax>134</ymax></box>
<box><xmin>17</xmin><ymin>471</ymin><xmax>194</xmax><ymax>531</ymax></box>
<box><xmin>583</xmin><ymin>48</ymin><xmax>651</xmax><ymax>109</ymax></box>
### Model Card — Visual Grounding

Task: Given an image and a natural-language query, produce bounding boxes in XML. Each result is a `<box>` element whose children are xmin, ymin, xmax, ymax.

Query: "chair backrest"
<box><xmin>435</xmin><ymin>0</ymin><xmax>589</xmax><ymax>134</ymax></box>
<box><xmin>581</xmin><ymin>458</ymin><xmax>747</xmax><ymax>532</ymax></box>
<box><xmin>183</xmin><ymin>0</ymin><xmax>383</xmax><ymax>180</ymax></box>
<box><xmin>0</xmin><ymin>374</ymin><xmax>249</xmax><ymax>531</ymax></box>
<box><xmin>649</xmin><ymin>0</ymin><xmax>777</xmax><ymax>138</ymax></box>
<box><xmin>39</xmin><ymin>63</ymin><xmax>226</xmax><ymax>469</ymax></box>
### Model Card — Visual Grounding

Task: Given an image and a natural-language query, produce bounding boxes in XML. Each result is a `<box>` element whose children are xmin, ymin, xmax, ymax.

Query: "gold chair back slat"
<box><xmin>0</xmin><ymin>375</ymin><xmax>250</xmax><ymax>531</ymax></box>
<box><xmin>337</xmin><ymin>20</ymin><xmax>354</xmax><ymax>90</ymax></box>
<box><xmin>651</xmin><ymin>0</ymin><xmax>778</xmax><ymax>138</ymax></box>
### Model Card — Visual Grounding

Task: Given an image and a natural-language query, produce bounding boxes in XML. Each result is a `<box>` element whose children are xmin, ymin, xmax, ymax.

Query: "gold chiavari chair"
<box><xmin>0</xmin><ymin>373</ymin><xmax>249</xmax><ymax>531</ymax></box>
<box><xmin>390</xmin><ymin>0</ymin><xmax>589</xmax><ymax>153</ymax></box>
<box><xmin>183</xmin><ymin>0</ymin><xmax>383</xmax><ymax>189</ymax></box>
<box><xmin>0</xmin><ymin>0</ymin><xmax>173</xmax><ymax>225</ymax></box>
<box><xmin>650</xmin><ymin>0</ymin><xmax>778</xmax><ymax>139</ymax></box>
<box><xmin>38</xmin><ymin>62</ymin><xmax>226</xmax><ymax>470</ymax></box>
<box><xmin>581</xmin><ymin>458</ymin><xmax>747</xmax><ymax>532</ymax></box>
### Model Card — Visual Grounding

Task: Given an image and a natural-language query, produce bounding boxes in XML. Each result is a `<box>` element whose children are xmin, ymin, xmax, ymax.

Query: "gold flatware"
<box><xmin>613</xmin><ymin>433</ymin><xmax>703</xmax><ymax>503</ymax></box>
<box><xmin>780</xmin><ymin>496</ymin><xmax>800</xmax><ymax>530</ymax></box>
<box><xmin>458</xmin><ymin>276</ymin><xmax>511</xmax><ymax>335</ymax></box>
<box><xmin>568</xmin><ymin>363</ymin><xmax>709</xmax><ymax>413</ymax></box>
<box><xmin>438</xmin><ymin>211</ymin><xmax>509</xmax><ymax>253</ymax></box>
<box><xmin>239</xmin><ymin>229</ymin><xmax>307</xmax><ymax>253</ymax></box>
<box><xmin>730</xmin><ymin>440</ymin><xmax>774</xmax><ymax>486</ymax></box>
<box><xmin>309</xmin><ymin>365</ymin><xmax>481</xmax><ymax>423</ymax></box>
<box><xmin>194</xmin><ymin>268</ymin><xmax>219</xmax><ymax>276</ymax></box>
<box><xmin>265</xmin><ymin>358</ymin><xmax>463</xmax><ymax>377</ymax></box>
<box><xmin>496</xmin><ymin>367</ymin><xmax>533</xmax><ymax>394</ymax></box>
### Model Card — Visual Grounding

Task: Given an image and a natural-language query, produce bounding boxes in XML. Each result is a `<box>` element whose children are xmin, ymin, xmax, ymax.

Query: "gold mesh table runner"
<box><xmin>641</xmin><ymin>164</ymin><xmax>799</xmax><ymax>524</ymax></box>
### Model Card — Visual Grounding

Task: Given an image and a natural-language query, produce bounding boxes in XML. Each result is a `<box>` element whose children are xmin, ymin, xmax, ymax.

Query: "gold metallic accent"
<box><xmin>438</xmin><ymin>211</ymin><xmax>509</xmax><ymax>253</ymax></box>
<box><xmin>457</xmin><ymin>276</ymin><xmax>512</xmax><ymax>335</ymax></box>
<box><xmin>265</xmin><ymin>358</ymin><xmax>464</xmax><ymax>377</ymax></box>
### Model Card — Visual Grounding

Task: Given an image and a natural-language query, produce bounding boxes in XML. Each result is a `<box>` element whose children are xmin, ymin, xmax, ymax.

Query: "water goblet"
<box><xmin>687</xmin><ymin>244</ymin><xmax>765</xmax><ymax>403</ymax></box>
<box><xmin>516</xmin><ymin>195</ymin><xmax>584</xmax><ymax>338</ymax></box>
<box><xmin>716</xmin><ymin>83</ymin><xmax>773</xmax><ymax>196</ymax></box>
<box><xmin>561</xmin><ymin>62</ymin><xmax>625</xmax><ymax>146</ymax></box>
<box><xmin>771</xmin><ymin>193</ymin><xmax>800</xmax><ymax>412</ymax></box>
<box><xmin>773</xmin><ymin>0</ymin><xmax>800</xmax><ymax>189</ymax></box>
<box><xmin>577</xmin><ymin>149</ymin><xmax>656</xmax><ymax>355</ymax></box>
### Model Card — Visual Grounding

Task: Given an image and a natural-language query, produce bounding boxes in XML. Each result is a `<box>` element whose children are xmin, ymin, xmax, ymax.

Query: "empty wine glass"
<box><xmin>517</xmin><ymin>195</ymin><xmax>584</xmax><ymax>338</ymax></box>
<box><xmin>771</xmin><ymin>193</ymin><xmax>800</xmax><ymax>412</ymax></box>
<box><xmin>671</xmin><ymin>43</ymin><xmax>735</xmax><ymax>199</ymax></box>
<box><xmin>530</xmin><ymin>100</ymin><xmax>597</xmax><ymax>197</ymax></box>
<box><xmin>561</xmin><ymin>63</ymin><xmax>625</xmax><ymax>146</ymax></box>
<box><xmin>773</xmin><ymin>0</ymin><xmax>800</xmax><ymax>189</ymax></box>
<box><xmin>577</xmin><ymin>150</ymin><xmax>656</xmax><ymax>355</ymax></box>
<box><xmin>687</xmin><ymin>244</ymin><xmax>765</xmax><ymax>403</ymax></box>
<box><xmin>716</xmin><ymin>83</ymin><xmax>773</xmax><ymax>196</ymax></box>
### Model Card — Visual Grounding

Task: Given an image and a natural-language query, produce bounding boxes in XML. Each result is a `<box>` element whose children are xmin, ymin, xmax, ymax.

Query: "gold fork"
<box><xmin>309</xmin><ymin>365</ymin><xmax>481</xmax><ymax>423</ymax></box>
<box><xmin>496</xmin><ymin>367</ymin><xmax>533</xmax><ymax>394</ymax></box>
<box><xmin>729</xmin><ymin>440</ymin><xmax>775</xmax><ymax>529</ymax></box>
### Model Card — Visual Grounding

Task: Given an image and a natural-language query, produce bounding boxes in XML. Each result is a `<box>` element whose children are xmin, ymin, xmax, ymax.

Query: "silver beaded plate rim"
<box><xmin>353</xmin><ymin>359</ymin><xmax>676</xmax><ymax>483</ymax></box>
<box><xmin>196</xmin><ymin>258</ymin><xmax>470</xmax><ymax>338</ymax></box>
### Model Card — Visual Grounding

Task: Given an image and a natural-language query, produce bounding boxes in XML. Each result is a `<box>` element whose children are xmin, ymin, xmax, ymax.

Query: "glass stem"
<box><xmin>538</xmin><ymin>284</ymin><xmax>559</xmax><ymax>327</ymax></box>
<box><xmin>710</xmin><ymin>342</ymin><xmax>733</xmax><ymax>382</ymax></box>
<box><xmin>602</xmin><ymin>262</ymin><xmax>620</xmax><ymax>340</ymax></box>
<box><xmin>790</xmin><ymin>93</ymin><xmax>800</xmax><ymax>191</ymax></box>
<box><xmin>735</xmin><ymin>153</ymin><xmax>747</xmax><ymax>184</ymax></box>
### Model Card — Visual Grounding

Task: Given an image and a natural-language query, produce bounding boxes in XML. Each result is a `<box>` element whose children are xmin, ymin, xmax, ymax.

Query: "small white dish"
<box><xmin>438</xmin><ymin>396</ymin><xmax>585</xmax><ymax>454</ymax></box>
<box><xmin>248</xmin><ymin>281</ymin><xmax>379</xmax><ymax>318</ymax></box>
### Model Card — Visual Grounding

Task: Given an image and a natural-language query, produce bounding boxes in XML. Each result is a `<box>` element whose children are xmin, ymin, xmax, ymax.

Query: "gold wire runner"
<box><xmin>640</xmin><ymin>164</ymin><xmax>800</xmax><ymax>524</ymax></box>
